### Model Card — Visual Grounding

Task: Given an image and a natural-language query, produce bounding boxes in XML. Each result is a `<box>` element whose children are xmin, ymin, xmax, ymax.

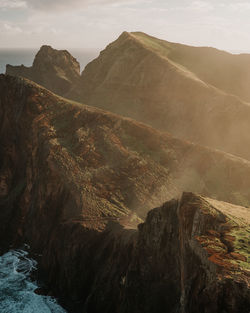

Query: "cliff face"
<box><xmin>0</xmin><ymin>75</ymin><xmax>249</xmax><ymax>312</ymax></box>
<box><xmin>6</xmin><ymin>45</ymin><xmax>80</xmax><ymax>96</ymax></box>
<box><xmin>38</xmin><ymin>194</ymin><xmax>250</xmax><ymax>313</ymax></box>
<box><xmin>69</xmin><ymin>32</ymin><xmax>250</xmax><ymax>161</ymax></box>
<box><xmin>177</xmin><ymin>193</ymin><xmax>249</xmax><ymax>313</ymax></box>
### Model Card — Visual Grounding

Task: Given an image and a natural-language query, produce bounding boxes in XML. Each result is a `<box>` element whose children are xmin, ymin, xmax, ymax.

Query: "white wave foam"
<box><xmin>0</xmin><ymin>249</ymin><xmax>67</xmax><ymax>313</ymax></box>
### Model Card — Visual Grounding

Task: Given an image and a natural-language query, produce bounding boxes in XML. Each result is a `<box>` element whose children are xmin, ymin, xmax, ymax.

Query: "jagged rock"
<box><xmin>0</xmin><ymin>75</ymin><xmax>249</xmax><ymax>312</ymax></box>
<box><xmin>41</xmin><ymin>193</ymin><xmax>250</xmax><ymax>313</ymax></box>
<box><xmin>6</xmin><ymin>45</ymin><xmax>80</xmax><ymax>96</ymax></box>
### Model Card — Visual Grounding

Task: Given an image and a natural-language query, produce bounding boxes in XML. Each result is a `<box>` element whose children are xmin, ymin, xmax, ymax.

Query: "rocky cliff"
<box><xmin>68</xmin><ymin>32</ymin><xmax>250</xmax><ymax>161</ymax></box>
<box><xmin>6</xmin><ymin>45</ymin><xmax>80</xmax><ymax>96</ymax></box>
<box><xmin>0</xmin><ymin>75</ymin><xmax>249</xmax><ymax>312</ymax></box>
<box><xmin>59</xmin><ymin>192</ymin><xmax>248</xmax><ymax>313</ymax></box>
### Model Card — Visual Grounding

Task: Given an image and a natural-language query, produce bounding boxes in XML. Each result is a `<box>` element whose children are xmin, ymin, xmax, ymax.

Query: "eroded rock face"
<box><xmin>177</xmin><ymin>193</ymin><xmax>250</xmax><ymax>313</ymax></box>
<box><xmin>0</xmin><ymin>75</ymin><xmax>249</xmax><ymax>312</ymax></box>
<box><xmin>6</xmin><ymin>45</ymin><xmax>80</xmax><ymax>96</ymax></box>
<box><xmin>41</xmin><ymin>193</ymin><xmax>250</xmax><ymax>313</ymax></box>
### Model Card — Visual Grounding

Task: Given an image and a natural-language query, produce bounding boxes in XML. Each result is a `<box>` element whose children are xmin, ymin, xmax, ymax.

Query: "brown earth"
<box><xmin>0</xmin><ymin>74</ymin><xmax>249</xmax><ymax>312</ymax></box>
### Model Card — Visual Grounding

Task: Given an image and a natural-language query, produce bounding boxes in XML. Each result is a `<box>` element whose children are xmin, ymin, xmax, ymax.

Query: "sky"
<box><xmin>1</xmin><ymin>0</ymin><xmax>250</xmax><ymax>52</ymax></box>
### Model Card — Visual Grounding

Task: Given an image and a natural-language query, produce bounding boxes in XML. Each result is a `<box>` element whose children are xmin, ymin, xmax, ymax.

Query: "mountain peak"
<box><xmin>6</xmin><ymin>44</ymin><xmax>80</xmax><ymax>96</ymax></box>
<box><xmin>69</xmin><ymin>31</ymin><xmax>250</xmax><ymax>160</ymax></box>
<box><xmin>32</xmin><ymin>45</ymin><xmax>79</xmax><ymax>70</ymax></box>
<box><xmin>39</xmin><ymin>44</ymin><xmax>54</xmax><ymax>51</ymax></box>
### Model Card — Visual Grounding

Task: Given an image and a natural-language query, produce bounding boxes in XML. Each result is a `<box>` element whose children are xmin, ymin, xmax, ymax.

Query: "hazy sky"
<box><xmin>1</xmin><ymin>0</ymin><xmax>250</xmax><ymax>52</ymax></box>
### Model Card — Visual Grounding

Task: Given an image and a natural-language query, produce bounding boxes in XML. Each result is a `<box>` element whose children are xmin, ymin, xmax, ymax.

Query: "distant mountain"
<box><xmin>69</xmin><ymin>32</ymin><xmax>250</xmax><ymax>160</ymax></box>
<box><xmin>129</xmin><ymin>33</ymin><xmax>250</xmax><ymax>102</ymax></box>
<box><xmin>0</xmin><ymin>74</ymin><xmax>249</xmax><ymax>312</ymax></box>
<box><xmin>7</xmin><ymin>33</ymin><xmax>250</xmax><ymax>160</ymax></box>
<box><xmin>6</xmin><ymin>45</ymin><xmax>81</xmax><ymax>96</ymax></box>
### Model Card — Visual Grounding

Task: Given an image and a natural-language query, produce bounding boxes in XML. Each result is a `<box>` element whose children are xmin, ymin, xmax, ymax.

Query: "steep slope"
<box><xmin>6</xmin><ymin>45</ymin><xmax>80</xmax><ymax>96</ymax></box>
<box><xmin>53</xmin><ymin>192</ymin><xmax>248</xmax><ymax>313</ymax></box>
<box><xmin>1</xmin><ymin>74</ymin><xmax>250</xmax><ymax>237</ymax></box>
<box><xmin>132</xmin><ymin>32</ymin><xmax>250</xmax><ymax>102</ymax></box>
<box><xmin>0</xmin><ymin>75</ymin><xmax>249</xmax><ymax>312</ymax></box>
<box><xmin>69</xmin><ymin>31</ymin><xmax>250</xmax><ymax>161</ymax></box>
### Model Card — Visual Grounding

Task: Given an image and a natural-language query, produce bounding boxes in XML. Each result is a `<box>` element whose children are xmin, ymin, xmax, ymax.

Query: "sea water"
<box><xmin>0</xmin><ymin>49</ymin><xmax>35</xmax><ymax>74</ymax></box>
<box><xmin>0</xmin><ymin>249</ymin><xmax>67</xmax><ymax>313</ymax></box>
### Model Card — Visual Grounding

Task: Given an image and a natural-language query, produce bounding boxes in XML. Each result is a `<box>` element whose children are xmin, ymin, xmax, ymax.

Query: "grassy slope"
<box><xmin>76</xmin><ymin>31</ymin><xmax>250</xmax><ymax>161</ymax></box>
<box><xmin>132</xmin><ymin>32</ymin><xmax>250</xmax><ymax>102</ymax></box>
<box><xmin>200</xmin><ymin>196</ymin><xmax>250</xmax><ymax>272</ymax></box>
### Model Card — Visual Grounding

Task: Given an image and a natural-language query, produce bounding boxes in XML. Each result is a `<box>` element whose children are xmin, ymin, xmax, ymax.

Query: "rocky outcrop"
<box><xmin>38</xmin><ymin>193</ymin><xmax>250</xmax><ymax>313</ymax></box>
<box><xmin>6</xmin><ymin>45</ymin><xmax>80</xmax><ymax>96</ymax></box>
<box><xmin>68</xmin><ymin>31</ymin><xmax>250</xmax><ymax>161</ymax></box>
<box><xmin>0</xmin><ymin>75</ymin><xmax>249</xmax><ymax>312</ymax></box>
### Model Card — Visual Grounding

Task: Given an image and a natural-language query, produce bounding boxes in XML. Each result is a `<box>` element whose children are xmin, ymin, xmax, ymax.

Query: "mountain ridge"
<box><xmin>69</xmin><ymin>31</ymin><xmax>250</xmax><ymax>160</ymax></box>
<box><xmin>0</xmin><ymin>74</ymin><xmax>249</xmax><ymax>312</ymax></box>
<box><xmin>129</xmin><ymin>31</ymin><xmax>250</xmax><ymax>102</ymax></box>
<box><xmin>6</xmin><ymin>32</ymin><xmax>250</xmax><ymax>160</ymax></box>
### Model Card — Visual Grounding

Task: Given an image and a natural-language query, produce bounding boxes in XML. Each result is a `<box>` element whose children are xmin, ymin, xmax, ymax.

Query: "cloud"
<box><xmin>0</xmin><ymin>0</ymin><xmax>118</xmax><ymax>11</ymax></box>
<box><xmin>23</xmin><ymin>0</ymin><xmax>118</xmax><ymax>11</ymax></box>
<box><xmin>229</xmin><ymin>2</ymin><xmax>250</xmax><ymax>11</ymax></box>
<box><xmin>0</xmin><ymin>0</ymin><xmax>26</xmax><ymax>9</ymax></box>
<box><xmin>1</xmin><ymin>0</ymin><xmax>250</xmax><ymax>52</ymax></box>
<box><xmin>1</xmin><ymin>22</ymin><xmax>23</xmax><ymax>33</ymax></box>
<box><xmin>25</xmin><ymin>0</ymin><xmax>83</xmax><ymax>10</ymax></box>
<box><xmin>190</xmin><ymin>1</ymin><xmax>214</xmax><ymax>12</ymax></box>
<box><xmin>169</xmin><ymin>1</ymin><xmax>214</xmax><ymax>13</ymax></box>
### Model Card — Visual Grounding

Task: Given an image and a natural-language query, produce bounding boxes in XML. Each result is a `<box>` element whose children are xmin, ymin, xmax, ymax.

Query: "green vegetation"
<box><xmin>230</xmin><ymin>227</ymin><xmax>250</xmax><ymax>270</ymax></box>
<box><xmin>132</xmin><ymin>32</ymin><xmax>173</xmax><ymax>59</ymax></box>
<box><xmin>131</xmin><ymin>32</ymin><xmax>207</xmax><ymax>80</ymax></box>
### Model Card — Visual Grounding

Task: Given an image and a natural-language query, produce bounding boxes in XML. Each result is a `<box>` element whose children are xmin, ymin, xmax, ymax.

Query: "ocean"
<box><xmin>0</xmin><ymin>248</ymin><xmax>66</xmax><ymax>313</ymax></box>
<box><xmin>0</xmin><ymin>48</ymin><xmax>99</xmax><ymax>74</ymax></box>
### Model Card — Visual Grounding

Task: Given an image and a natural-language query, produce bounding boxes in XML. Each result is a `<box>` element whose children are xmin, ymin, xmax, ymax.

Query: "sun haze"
<box><xmin>1</xmin><ymin>0</ymin><xmax>250</xmax><ymax>52</ymax></box>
